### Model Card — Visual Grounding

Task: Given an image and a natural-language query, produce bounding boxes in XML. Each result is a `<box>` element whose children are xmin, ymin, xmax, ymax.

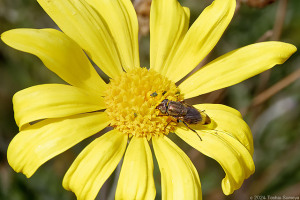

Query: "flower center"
<box><xmin>104</xmin><ymin>68</ymin><xmax>183</xmax><ymax>139</ymax></box>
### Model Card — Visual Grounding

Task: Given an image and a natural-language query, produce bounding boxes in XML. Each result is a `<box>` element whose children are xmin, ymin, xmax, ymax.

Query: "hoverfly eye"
<box><xmin>156</xmin><ymin>104</ymin><xmax>166</xmax><ymax>114</ymax></box>
<box><xmin>162</xmin><ymin>99</ymin><xmax>169</xmax><ymax>104</ymax></box>
<box><xmin>160</xmin><ymin>107</ymin><xmax>167</xmax><ymax>113</ymax></box>
<box><xmin>156</xmin><ymin>99</ymin><xmax>169</xmax><ymax>114</ymax></box>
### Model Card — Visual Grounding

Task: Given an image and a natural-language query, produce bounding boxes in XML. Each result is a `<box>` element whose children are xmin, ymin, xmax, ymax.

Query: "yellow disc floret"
<box><xmin>104</xmin><ymin>68</ymin><xmax>183</xmax><ymax>139</ymax></box>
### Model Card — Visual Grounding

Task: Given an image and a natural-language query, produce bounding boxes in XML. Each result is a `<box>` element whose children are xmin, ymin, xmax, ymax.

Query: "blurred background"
<box><xmin>0</xmin><ymin>0</ymin><xmax>299</xmax><ymax>199</ymax></box>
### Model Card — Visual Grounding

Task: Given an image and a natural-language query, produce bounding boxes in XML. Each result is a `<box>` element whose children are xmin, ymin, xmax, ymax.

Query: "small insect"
<box><xmin>156</xmin><ymin>99</ymin><xmax>211</xmax><ymax>141</ymax></box>
<box><xmin>150</xmin><ymin>92</ymin><xmax>158</xmax><ymax>97</ymax></box>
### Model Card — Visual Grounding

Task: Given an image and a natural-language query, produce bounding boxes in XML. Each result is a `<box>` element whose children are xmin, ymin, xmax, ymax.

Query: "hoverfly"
<box><xmin>156</xmin><ymin>99</ymin><xmax>211</xmax><ymax>141</ymax></box>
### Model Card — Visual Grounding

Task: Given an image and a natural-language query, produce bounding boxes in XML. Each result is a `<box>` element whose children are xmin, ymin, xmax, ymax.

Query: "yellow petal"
<box><xmin>7</xmin><ymin>112</ymin><xmax>110</xmax><ymax>178</ymax></box>
<box><xmin>180</xmin><ymin>42</ymin><xmax>297</xmax><ymax>98</ymax></box>
<box><xmin>63</xmin><ymin>130</ymin><xmax>128</xmax><ymax>200</ymax></box>
<box><xmin>194</xmin><ymin>104</ymin><xmax>253</xmax><ymax>155</ymax></box>
<box><xmin>175</xmin><ymin>127</ymin><xmax>255</xmax><ymax>195</ymax></box>
<box><xmin>37</xmin><ymin>0</ymin><xmax>123</xmax><ymax>78</ymax></box>
<box><xmin>85</xmin><ymin>0</ymin><xmax>140</xmax><ymax>71</ymax></box>
<box><xmin>152</xmin><ymin>136</ymin><xmax>202</xmax><ymax>200</ymax></box>
<box><xmin>150</xmin><ymin>0</ymin><xmax>190</xmax><ymax>75</ymax></box>
<box><xmin>1</xmin><ymin>28</ymin><xmax>106</xmax><ymax>94</ymax></box>
<box><xmin>13</xmin><ymin>84</ymin><xmax>105</xmax><ymax>130</ymax></box>
<box><xmin>195</xmin><ymin>103</ymin><xmax>242</xmax><ymax>118</ymax></box>
<box><xmin>116</xmin><ymin>137</ymin><xmax>155</xmax><ymax>200</ymax></box>
<box><xmin>165</xmin><ymin>0</ymin><xmax>236</xmax><ymax>82</ymax></box>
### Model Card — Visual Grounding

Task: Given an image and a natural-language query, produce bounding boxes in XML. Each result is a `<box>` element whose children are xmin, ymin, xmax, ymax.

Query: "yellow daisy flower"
<box><xmin>1</xmin><ymin>0</ymin><xmax>296</xmax><ymax>199</ymax></box>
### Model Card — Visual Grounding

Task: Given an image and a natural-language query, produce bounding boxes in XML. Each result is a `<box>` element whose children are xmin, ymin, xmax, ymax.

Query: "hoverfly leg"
<box><xmin>163</xmin><ymin>121</ymin><xmax>171</xmax><ymax>132</ymax></box>
<box><xmin>163</xmin><ymin>117</ymin><xmax>176</xmax><ymax>132</ymax></box>
<box><xmin>179</xmin><ymin>120</ymin><xmax>202</xmax><ymax>141</ymax></box>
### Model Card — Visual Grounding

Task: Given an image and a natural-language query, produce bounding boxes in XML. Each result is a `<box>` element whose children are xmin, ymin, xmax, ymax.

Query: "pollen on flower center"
<box><xmin>104</xmin><ymin>68</ymin><xmax>183</xmax><ymax>139</ymax></box>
